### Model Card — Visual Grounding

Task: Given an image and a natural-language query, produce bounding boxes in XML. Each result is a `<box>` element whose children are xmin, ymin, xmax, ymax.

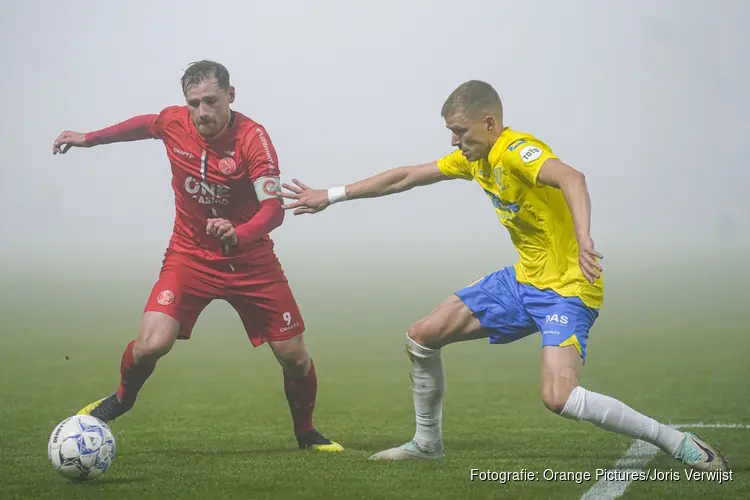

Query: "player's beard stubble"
<box><xmin>194</xmin><ymin>110</ymin><xmax>230</xmax><ymax>139</ymax></box>
<box><xmin>196</xmin><ymin>118</ymin><xmax>220</xmax><ymax>139</ymax></box>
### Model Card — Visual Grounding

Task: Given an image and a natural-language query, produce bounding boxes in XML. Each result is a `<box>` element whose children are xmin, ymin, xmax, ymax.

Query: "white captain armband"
<box><xmin>253</xmin><ymin>175</ymin><xmax>282</xmax><ymax>202</ymax></box>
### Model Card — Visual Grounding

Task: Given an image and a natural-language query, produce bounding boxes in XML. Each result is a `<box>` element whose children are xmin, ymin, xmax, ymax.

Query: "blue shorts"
<box><xmin>455</xmin><ymin>266</ymin><xmax>599</xmax><ymax>362</ymax></box>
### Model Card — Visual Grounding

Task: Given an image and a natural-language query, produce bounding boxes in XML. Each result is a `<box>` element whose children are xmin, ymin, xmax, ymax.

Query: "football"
<box><xmin>48</xmin><ymin>415</ymin><xmax>116</xmax><ymax>481</ymax></box>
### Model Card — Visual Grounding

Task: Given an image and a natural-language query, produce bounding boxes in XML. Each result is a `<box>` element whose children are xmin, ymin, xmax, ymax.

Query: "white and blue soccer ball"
<box><xmin>48</xmin><ymin>415</ymin><xmax>116</xmax><ymax>481</ymax></box>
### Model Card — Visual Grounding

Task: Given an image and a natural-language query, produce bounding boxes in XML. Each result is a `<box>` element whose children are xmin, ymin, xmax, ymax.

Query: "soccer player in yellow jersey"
<box><xmin>280</xmin><ymin>80</ymin><xmax>726</xmax><ymax>471</ymax></box>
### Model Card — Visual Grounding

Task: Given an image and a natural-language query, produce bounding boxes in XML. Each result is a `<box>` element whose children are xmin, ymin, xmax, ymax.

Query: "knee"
<box><xmin>134</xmin><ymin>313</ymin><xmax>179</xmax><ymax>362</ymax></box>
<box><xmin>133</xmin><ymin>335</ymin><xmax>173</xmax><ymax>362</ymax></box>
<box><xmin>408</xmin><ymin>295</ymin><xmax>481</xmax><ymax>349</ymax></box>
<box><xmin>541</xmin><ymin>380</ymin><xmax>577</xmax><ymax>415</ymax></box>
<box><xmin>280</xmin><ymin>352</ymin><xmax>310</xmax><ymax>377</ymax></box>
<box><xmin>272</xmin><ymin>338</ymin><xmax>310</xmax><ymax>377</ymax></box>
<box><xmin>540</xmin><ymin>347</ymin><xmax>583</xmax><ymax>415</ymax></box>
<box><xmin>407</xmin><ymin>321</ymin><xmax>439</xmax><ymax>349</ymax></box>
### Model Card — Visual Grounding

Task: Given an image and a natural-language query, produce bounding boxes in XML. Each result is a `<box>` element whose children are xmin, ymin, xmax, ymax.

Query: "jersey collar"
<box><xmin>487</xmin><ymin>127</ymin><xmax>514</xmax><ymax>166</ymax></box>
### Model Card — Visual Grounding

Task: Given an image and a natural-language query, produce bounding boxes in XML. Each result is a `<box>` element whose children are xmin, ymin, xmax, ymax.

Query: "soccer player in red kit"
<box><xmin>51</xmin><ymin>60</ymin><xmax>343</xmax><ymax>452</ymax></box>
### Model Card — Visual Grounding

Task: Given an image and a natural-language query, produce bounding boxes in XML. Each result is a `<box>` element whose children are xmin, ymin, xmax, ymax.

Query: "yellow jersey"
<box><xmin>436</xmin><ymin>127</ymin><xmax>604</xmax><ymax>309</ymax></box>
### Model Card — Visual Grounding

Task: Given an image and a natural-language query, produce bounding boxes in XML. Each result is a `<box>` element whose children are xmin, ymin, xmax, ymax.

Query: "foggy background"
<box><xmin>1</xmin><ymin>6</ymin><xmax>748</xmax><ymax>497</ymax></box>
<box><xmin>1</xmin><ymin>0</ymin><xmax>748</xmax><ymax>294</ymax></box>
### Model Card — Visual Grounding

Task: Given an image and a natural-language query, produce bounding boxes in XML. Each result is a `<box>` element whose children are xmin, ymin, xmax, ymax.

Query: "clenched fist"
<box><xmin>206</xmin><ymin>218</ymin><xmax>239</xmax><ymax>248</ymax></box>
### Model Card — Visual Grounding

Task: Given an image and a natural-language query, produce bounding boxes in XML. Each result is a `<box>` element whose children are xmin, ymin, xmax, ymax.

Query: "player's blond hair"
<box><xmin>181</xmin><ymin>60</ymin><xmax>231</xmax><ymax>95</ymax></box>
<box><xmin>441</xmin><ymin>80</ymin><xmax>503</xmax><ymax>121</ymax></box>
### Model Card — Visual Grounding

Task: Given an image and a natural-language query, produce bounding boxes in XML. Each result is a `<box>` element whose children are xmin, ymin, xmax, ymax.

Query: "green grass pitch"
<box><xmin>1</xmin><ymin>264</ymin><xmax>748</xmax><ymax>499</ymax></box>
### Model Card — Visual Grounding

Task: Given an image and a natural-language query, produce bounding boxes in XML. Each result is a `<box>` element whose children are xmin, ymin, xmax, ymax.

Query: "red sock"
<box><xmin>283</xmin><ymin>358</ymin><xmax>317</xmax><ymax>437</ymax></box>
<box><xmin>116</xmin><ymin>340</ymin><xmax>157</xmax><ymax>405</ymax></box>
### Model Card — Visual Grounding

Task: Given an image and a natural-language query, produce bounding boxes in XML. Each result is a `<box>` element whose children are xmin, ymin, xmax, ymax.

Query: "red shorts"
<box><xmin>144</xmin><ymin>251</ymin><xmax>305</xmax><ymax>346</ymax></box>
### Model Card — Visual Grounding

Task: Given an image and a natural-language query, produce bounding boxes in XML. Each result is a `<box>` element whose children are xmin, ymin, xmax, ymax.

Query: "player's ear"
<box><xmin>484</xmin><ymin>115</ymin><xmax>497</xmax><ymax>132</ymax></box>
<box><xmin>228</xmin><ymin>86</ymin><xmax>236</xmax><ymax>104</ymax></box>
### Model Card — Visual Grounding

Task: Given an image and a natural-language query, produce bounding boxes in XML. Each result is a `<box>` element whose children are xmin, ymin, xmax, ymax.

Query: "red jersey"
<box><xmin>149</xmin><ymin>106</ymin><xmax>281</xmax><ymax>263</ymax></box>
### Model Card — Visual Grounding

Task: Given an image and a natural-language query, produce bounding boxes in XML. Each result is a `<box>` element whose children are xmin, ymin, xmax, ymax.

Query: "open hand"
<box><xmin>578</xmin><ymin>235</ymin><xmax>603</xmax><ymax>283</ymax></box>
<box><xmin>52</xmin><ymin>130</ymin><xmax>90</xmax><ymax>155</ymax></box>
<box><xmin>278</xmin><ymin>179</ymin><xmax>330</xmax><ymax>215</ymax></box>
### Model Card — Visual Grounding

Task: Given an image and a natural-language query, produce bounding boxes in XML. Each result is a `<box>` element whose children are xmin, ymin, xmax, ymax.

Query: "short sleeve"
<box><xmin>243</xmin><ymin>125</ymin><xmax>280</xmax><ymax>182</ymax></box>
<box><xmin>436</xmin><ymin>150</ymin><xmax>474</xmax><ymax>181</ymax></box>
<box><xmin>502</xmin><ymin>140</ymin><xmax>558</xmax><ymax>186</ymax></box>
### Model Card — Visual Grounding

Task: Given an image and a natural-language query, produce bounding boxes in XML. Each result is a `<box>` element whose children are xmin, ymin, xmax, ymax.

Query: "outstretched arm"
<box><xmin>280</xmin><ymin>161</ymin><xmax>451</xmax><ymax>215</ymax></box>
<box><xmin>339</xmin><ymin>161</ymin><xmax>449</xmax><ymax>199</ymax></box>
<box><xmin>85</xmin><ymin>114</ymin><xmax>159</xmax><ymax>145</ymax></box>
<box><xmin>52</xmin><ymin>114</ymin><xmax>159</xmax><ymax>154</ymax></box>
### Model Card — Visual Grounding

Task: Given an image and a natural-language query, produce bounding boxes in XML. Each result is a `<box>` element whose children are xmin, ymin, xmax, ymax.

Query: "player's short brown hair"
<box><xmin>441</xmin><ymin>80</ymin><xmax>503</xmax><ymax>120</ymax></box>
<box><xmin>181</xmin><ymin>60</ymin><xmax>231</xmax><ymax>95</ymax></box>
